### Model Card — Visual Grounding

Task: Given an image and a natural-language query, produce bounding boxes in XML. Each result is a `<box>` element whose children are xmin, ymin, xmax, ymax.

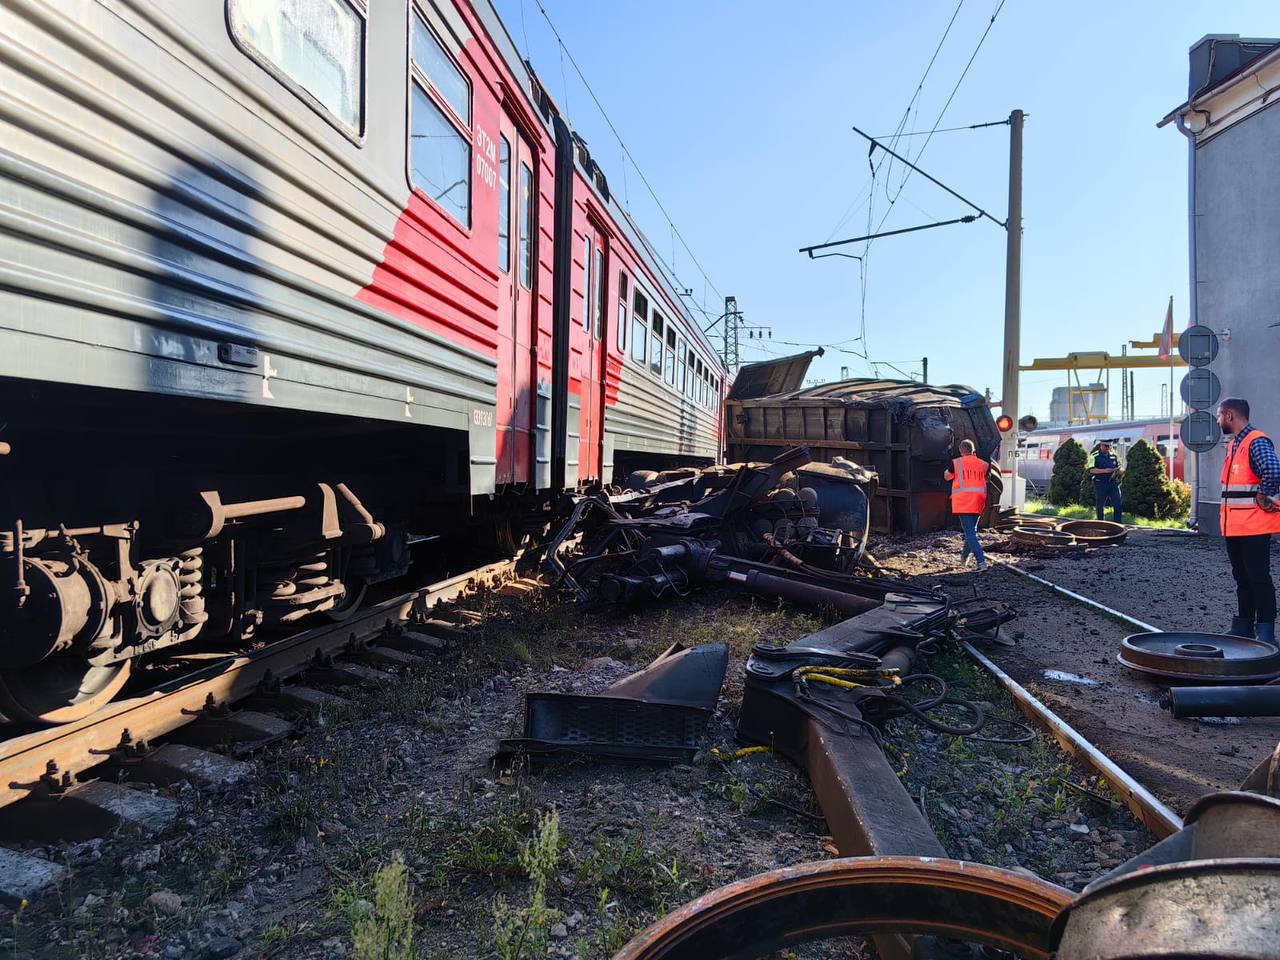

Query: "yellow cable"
<box><xmin>710</xmin><ymin>745</ymin><xmax>771</xmax><ymax>762</ymax></box>
<box><xmin>794</xmin><ymin>666</ymin><xmax>902</xmax><ymax>688</ymax></box>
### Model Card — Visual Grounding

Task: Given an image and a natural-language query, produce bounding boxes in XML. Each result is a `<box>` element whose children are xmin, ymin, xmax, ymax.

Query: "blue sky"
<box><xmin>492</xmin><ymin>0</ymin><xmax>1276</xmax><ymax>420</ymax></box>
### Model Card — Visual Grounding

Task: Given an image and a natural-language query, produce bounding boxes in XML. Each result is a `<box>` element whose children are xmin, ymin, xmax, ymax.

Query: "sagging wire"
<box><xmin>707</xmin><ymin>746</ymin><xmax>826</xmax><ymax>822</ymax></box>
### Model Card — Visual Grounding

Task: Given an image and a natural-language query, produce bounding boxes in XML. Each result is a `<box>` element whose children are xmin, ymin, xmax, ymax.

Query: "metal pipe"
<box><xmin>963</xmin><ymin>641</ymin><xmax>1183</xmax><ymax>838</ymax></box>
<box><xmin>220</xmin><ymin>495</ymin><xmax>307</xmax><ymax>520</ymax></box>
<box><xmin>734</xmin><ymin>569</ymin><xmax>880</xmax><ymax>615</ymax></box>
<box><xmin>1162</xmin><ymin>684</ymin><xmax>1280</xmax><ymax>718</ymax></box>
<box><xmin>1001</xmin><ymin>563</ymin><xmax>1160</xmax><ymax>633</ymax></box>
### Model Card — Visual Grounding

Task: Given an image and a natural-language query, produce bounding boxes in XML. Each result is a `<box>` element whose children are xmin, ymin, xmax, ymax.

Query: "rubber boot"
<box><xmin>1256</xmin><ymin>622</ymin><xmax>1276</xmax><ymax>647</ymax></box>
<box><xmin>1227</xmin><ymin>616</ymin><xmax>1255</xmax><ymax>638</ymax></box>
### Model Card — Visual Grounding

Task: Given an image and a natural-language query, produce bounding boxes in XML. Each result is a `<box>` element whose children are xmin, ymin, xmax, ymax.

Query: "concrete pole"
<box><xmin>999</xmin><ymin>109</ymin><xmax>1024</xmax><ymax>487</ymax></box>
<box><xmin>922</xmin><ymin>356</ymin><xmax>928</xmax><ymax>384</ymax></box>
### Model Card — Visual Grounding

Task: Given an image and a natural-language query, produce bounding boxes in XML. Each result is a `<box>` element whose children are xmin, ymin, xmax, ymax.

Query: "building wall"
<box><xmin>1191</xmin><ymin>99</ymin><xmax>1280</xmax><ymax>533</ymax></box>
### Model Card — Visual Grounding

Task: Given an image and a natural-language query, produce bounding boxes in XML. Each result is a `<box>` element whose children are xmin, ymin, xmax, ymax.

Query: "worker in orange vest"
<box><xmin>1217</xmin><ymin>397</ymin><xmax>1280</xmax><ymax>645</ymax></box>
<box><xmin>945</xmin><ymin>438</ymin><xmax>989</xmax><ymax>572</ymax></box>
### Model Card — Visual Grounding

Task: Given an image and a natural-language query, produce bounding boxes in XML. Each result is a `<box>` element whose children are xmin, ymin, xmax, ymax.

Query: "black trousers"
<box><xmin>1225</xmin><ymin>533</ymin><xmax>1276</xmax><ymax>624</ymax></box>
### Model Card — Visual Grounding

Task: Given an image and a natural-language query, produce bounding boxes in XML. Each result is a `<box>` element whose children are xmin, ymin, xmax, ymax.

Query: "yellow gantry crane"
<box><xmin>1019</xmin><ymin>333</ymin><xmax>1187</xmax><ymax>425</ymax></box>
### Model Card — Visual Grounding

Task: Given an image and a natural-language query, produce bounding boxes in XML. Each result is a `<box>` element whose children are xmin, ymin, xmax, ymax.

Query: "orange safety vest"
<box><xmin>950</xmin><ymin>455</ymin><xmax>988</xmax><ymax>515</ymax></box>
<box><xmin>1220</xmin><ymin>429</ymin><xmax>1280</xmax><ymax>536</ymax></box>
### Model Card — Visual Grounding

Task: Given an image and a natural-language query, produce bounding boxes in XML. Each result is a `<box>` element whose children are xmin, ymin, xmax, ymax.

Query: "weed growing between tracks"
<box><xmin>891</xmin><ymin>643</ymin><xmax>1152</xmax><ymax>888</ymax></box>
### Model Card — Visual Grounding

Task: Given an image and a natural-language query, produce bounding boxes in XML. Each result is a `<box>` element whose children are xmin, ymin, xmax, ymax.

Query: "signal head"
<box><xmin>996</xmin><ymin>415</ymin><xmax>1014</xmax><ymax>433</ymax></box>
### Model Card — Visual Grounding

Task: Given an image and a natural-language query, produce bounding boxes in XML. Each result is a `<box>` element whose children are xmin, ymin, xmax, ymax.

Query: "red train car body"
<box><xmin>0</xmin><ymin>0</ymin><xmax>725</xmax><ymax>722</ymax></box>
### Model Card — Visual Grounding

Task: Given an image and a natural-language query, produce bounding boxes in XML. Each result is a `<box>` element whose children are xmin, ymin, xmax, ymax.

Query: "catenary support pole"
<box><xmin>922</xmin><ymin>357</ymin><xmax>928</xmax><ymax>384</ymax></box>
<box><xmin>999</xmin><ymin>109</ymin><xmax>1024</xmax><ymax>487</ymax></box>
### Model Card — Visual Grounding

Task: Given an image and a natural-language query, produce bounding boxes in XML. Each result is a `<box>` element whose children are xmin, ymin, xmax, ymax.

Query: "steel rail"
<box><xmin>962</xmin><ymin>640</ymin><xmax>1183</xmax><ymax>838</ymax></box>
<box><xmin>0</xmin><ymin>558</ymin><xmax>517</xmax><ymax>810</ymax></box>
<box><xmin>999</xmin><ymin>563</ymin><xmax>1160</xmax><ymax>633</ymax></box>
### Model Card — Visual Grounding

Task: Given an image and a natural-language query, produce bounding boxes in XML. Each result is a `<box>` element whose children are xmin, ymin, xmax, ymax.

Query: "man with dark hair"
<box><xmin>1216</xmin><ymin>397</ymin><xmax>1280</xmax><ymax>644</ymax></box>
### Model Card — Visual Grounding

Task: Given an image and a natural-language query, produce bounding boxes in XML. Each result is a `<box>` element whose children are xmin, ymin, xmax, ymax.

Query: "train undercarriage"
<box><xmin>0</xmin><ymin>378</ymin><xmax>515</xmax><ymax>725</ymax></box>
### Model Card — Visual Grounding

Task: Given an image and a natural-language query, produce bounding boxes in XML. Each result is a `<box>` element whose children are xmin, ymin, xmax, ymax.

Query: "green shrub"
<box><xmin>1168</xmin><ymin>478</ymin><xmax>1192</xmax><ymax>517</ymax></box>
<box><xmin>1078</xmin><ymin>464</ymin><xmax>1098</xmax><ymax>508</ymax></box>
<box><xmin>1048</xmin><ymin>439</ymin><xmax>1088</xmax><ymax>506</ymax></box>
<box><xmin>1120</xmin><ymin>439</ymin><xmax>1185</xmax><ymax>519</ymax></box>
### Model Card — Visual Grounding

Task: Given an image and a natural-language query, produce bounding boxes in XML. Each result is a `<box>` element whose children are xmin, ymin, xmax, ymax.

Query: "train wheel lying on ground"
<box><xmin>613</xmin><ymin>856</ymin><xmax>1071</xmax><ymax>960</ymax></box>
<box><xmin>0</xmin><ymin>655</ymin><xmax>132</xmax><ymax>725</ymax></box>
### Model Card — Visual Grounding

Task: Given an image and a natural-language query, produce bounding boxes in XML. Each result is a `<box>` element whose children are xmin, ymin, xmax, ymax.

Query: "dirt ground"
<box><xmin>879</xmin><ymin>527</ymin><xmax>1280</xmax><ymax>813</ymax></box>
<box><xmin>3</xmin><ymin>569</ymin><xmax>1157</xmax><ymax>960</ymax></box>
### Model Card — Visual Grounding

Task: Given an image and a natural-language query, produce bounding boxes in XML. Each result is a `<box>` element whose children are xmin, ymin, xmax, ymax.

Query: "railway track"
<box><xmin>1</xmin><ymin>538</ymin><xmax>1265</xmax><ymax>958</ymax></box>
<box><xmin>0</xmin><ymin>557</ymin><xmax>520</xmax><ymax>832</ymax></box>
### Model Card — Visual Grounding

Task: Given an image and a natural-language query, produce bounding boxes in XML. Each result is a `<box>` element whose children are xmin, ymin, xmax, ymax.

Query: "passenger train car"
<box><xmin>1015</xmin><ymin>417</ymin><xmax>1186</xmax><ymax>494</ymax></box>
<box><xmin>0</xmin><ymin>0</ymin><xmax>725</xmax><ymax>723</ymax></box>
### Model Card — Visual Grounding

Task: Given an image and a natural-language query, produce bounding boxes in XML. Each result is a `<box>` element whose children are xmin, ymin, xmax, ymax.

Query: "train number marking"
<box><xmin>472</xmin><ymin>407</ymin><xmax>494</xmax><ymax>428</ymax></box>
<box><xmin>474</xmin><ymin>126</ymin><xmax>498</xmax><ymax>191</ymax></box>
<box><xmin>262</xmin><ymin>353</ymin><xmax>278</xmax><ymax>399</ymax></box>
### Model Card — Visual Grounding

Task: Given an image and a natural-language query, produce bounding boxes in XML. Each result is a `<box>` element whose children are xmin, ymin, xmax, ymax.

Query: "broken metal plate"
<box><xmin>496</xmin><ymin>643</ymin><xmax>729</xmax><ymax>764</ymax></box>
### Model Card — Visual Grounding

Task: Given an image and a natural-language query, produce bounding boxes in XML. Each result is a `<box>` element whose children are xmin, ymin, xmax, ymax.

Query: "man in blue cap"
<box><xmin>1087</xmin><ymin>439</ymin><xmax>1122</xmax><ymax>523</ymax></box>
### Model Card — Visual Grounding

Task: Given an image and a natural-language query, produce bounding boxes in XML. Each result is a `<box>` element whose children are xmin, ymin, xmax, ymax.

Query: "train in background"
<box><xmin>0</xmin><ymin>0</ymin><xmax>725</xmax><ymax>723</ymax></box>
<box><xmin>1015</xmin><ymin>417</ymin><xmax>1186</xmax><ymax>495</ymax></box>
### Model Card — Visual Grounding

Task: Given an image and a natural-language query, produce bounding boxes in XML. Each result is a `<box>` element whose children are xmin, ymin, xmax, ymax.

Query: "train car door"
<box><xmin>496</xmin><ymin>116</ymin><xmax>537</xmax><ymax>484</ymax></box>
<box><xmin>580</xmin><ymin>224</ymin><xmax>607</xmax><ymax>482</ymax></box>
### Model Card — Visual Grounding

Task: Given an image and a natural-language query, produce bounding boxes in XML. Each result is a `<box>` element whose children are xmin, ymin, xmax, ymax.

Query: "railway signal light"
<box><xmin>1018</xmin><ymin>414</ymin><xmax>1038</xmax><ymax>432</ymax></box>
<box><xmin>995</xmin><ymin>415</ymin><xmax>1014</xmax><ymax>433</ymax></box>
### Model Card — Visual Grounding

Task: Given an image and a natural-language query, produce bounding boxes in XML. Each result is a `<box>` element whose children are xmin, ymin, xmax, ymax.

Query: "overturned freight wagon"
<box><xmin>725</xmin><ymin>352</ymin><xmax>1000</xmax><ymax>533</ymax></box>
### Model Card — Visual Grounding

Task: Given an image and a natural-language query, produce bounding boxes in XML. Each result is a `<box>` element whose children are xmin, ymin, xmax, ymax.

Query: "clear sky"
<box><xmin>492</xmin><ymin>0</ymin><xmax>1276</xmax><ymax>421</ymax></box>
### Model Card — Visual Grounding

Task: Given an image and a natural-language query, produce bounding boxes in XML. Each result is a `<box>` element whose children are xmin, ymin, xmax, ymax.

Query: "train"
<box><xmin>0</xmin><ymin>0</ymin><xmax>726</xmax><ymax>724</ymax></box>
<box><xmin>1015</xmin><ymin>417</ymin><xmax>1186</xmax><ymax>495</ymax></box>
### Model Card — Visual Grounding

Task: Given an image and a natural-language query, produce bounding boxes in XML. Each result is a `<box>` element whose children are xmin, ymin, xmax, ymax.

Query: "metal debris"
<box><xmin>542</xmin><ymin>446</ymin><xmax>937</xmax><ymax>611</ymax></box>
<box><xmin>1161</xmin><ymin>684</ymin><xmax>1280</xmax><ymax>718</ymax></box>
<box><xmin>495</xmin><ymin>642</ymin><xmax>729</xmax><ymax>764</ymax></box>
<box><xmin>1118</xmin><ymin>631</ymin><xmax>1280</xmax><ymax>682</ymax></box>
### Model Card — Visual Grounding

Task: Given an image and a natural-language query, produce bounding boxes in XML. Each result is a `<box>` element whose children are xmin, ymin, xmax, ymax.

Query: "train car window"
<box><xmin>664</xmin><ymin>328</ymin><xmax>676</xmax><ymax>386</ymax></box>
<box><xmin>617</xmin><ymin>272</ymin><xmax>629</xmax><ymax>351</ymax></box>
<box><xmin>410</xmin><ymin>87</ymin><xmax>470</xmax><ymax>225</ymax></box>
<box><xmin>631</xmin><ymin>290</ymin><xmax>647</xmax><ymax>363</ymax></box>
<box><xmin>677</xmin><ymin>339</ymin><xmax>688</xmax><ymax>394</ymax></box>
<box><xmin>582</xmin><ymin>235</ymin><xmax>591</xmax><ymax>331</ymax></box>
<box><xmin>410</xmin><ymin>12</ymin><xmax>471</xmax><ymax>226</ymax></box>
<box><xmin>410</xmin><ymin>9</ymin><xmax>470</xmax><ymax>124</ymax></box>
<box><xmin>497</xmin><ymin>135</ymin><xmax>511</xmax><ymax>272</ymax></box>
<box><xmin>518</xmin><ymin>163</ymin><xmax>533</xmax><ymax>289</ymax></box>
<box><xmin>593</xmin><ymin>248</ymin><xmax>605</xmax><ymax>340</ymax></box>
<box><xmin>650</xmin><ymin>311</ymin><xmax>664</xmax><ymax>377</ymax></box>
<box><xmin>229</xmin><ymin>0</ymin><xmax>365</xmax><ymax>136</ymax></box>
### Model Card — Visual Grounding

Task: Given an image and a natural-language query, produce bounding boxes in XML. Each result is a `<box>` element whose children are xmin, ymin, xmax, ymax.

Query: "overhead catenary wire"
<box><xmin>528</xmin><ymin>0</ymin><xmax>724</xmax><ymax>318</ymax></box>
<box><xmin>869</xmin><ymin>118</ymin><xmax>1011</xmax><ymax>139</ymax></box>
<box><xmin>873</xmin><ymin>0</ymin><xmax>1010</xmax><ymax>238</ymax></box>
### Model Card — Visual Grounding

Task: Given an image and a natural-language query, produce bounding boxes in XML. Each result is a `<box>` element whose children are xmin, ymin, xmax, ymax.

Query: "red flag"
<box><xmin>1158</xmin><ymin>296</ymin><xmax>1174</xmax><ymax>360</ymax></box>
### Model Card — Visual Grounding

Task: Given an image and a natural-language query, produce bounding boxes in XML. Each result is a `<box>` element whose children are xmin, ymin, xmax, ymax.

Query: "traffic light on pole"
<box><xmin>996</xmin><ymin>414</ymin><xmax>1014</xmax><ymax>433</ymax></box>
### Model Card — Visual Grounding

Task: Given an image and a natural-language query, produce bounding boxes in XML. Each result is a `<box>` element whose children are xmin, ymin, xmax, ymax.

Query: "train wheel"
<box><xmin>0</xmin><ymin>656</ymin><xmax>132</xmax><ymax>725</ymax></box>
<box><xmin>325</xmin><ymin>579</ymin><xmax>369</xmax><ymax>622</ymax></box>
